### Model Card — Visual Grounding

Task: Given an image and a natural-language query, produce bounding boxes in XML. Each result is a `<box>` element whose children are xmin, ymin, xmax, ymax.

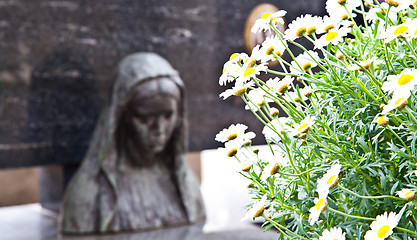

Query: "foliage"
<box><xmin>216</xmin><ymin>0</ymin><xmax>417</xmax><ymax>239</ymax></box>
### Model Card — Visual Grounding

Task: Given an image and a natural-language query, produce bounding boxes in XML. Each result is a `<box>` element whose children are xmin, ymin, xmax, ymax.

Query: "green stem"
<box><xmin>327</xmin><ymin>207</ymin><xmax>375</xmax><ymax>221</ymax></box>
<box><xmin>405</xmin><ymin>107</ymin><xmax>417</xmax><ymax>125</ymax></box>
<box><xmin>338</xmin><ymin>184</ymin><xmax>404</xmax><ymax>201</ymax></box>
<box><xmin>385</xmin><ymin>125</ymin><xmax>415</xmax><ymax>161</ymax></box>
<box><xmin>395</xmin><ymin>226</ymin><xmax>416</xmax><ymax>235</ymax></box>
<box><xmin>263</xmin><ymin>214</ymin><xmax>310</xmax><ymax>240</ymax></box>
<box><xmin>266</xmin><ymin>69</ymin><xmax>299</xmax><ymax>77</ymax></box>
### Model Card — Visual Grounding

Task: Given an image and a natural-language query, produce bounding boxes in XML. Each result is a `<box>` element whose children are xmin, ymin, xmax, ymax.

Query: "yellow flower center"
<box><xmin>377</xmin><ymin>116</ymin><xmax>388</xmax><ymax>125</ymax></box>
<box><xmin>266</xmin><ymin>46</ymin><xmax>274</xmax><ymax>55</ymax></box>
<box><xmin>377</xmin><ymin>225</ymin><xmax>390</xmax><ymax>238</ymax></box>
<box><xmin>307</xmin><ymin>26</ymin><xmax>317</xmax><ymax>35</ymax></box>
<box><xmin>395</xmin><ymin>97</ymin><xmax>405</xmax><ymax>105</ymax></box>
<box><xmin>278</xmin><ymin>83</ymin><xmax>288</xmax><ymax>94</ymax></box>
<box><xmin>394</xmin><ymin>26</ymin><xmax>409</xmax><ymax>35</ymax></box>
<box><xmin>338</xmin><ymin>0</ymin><xmax>347</xmax><ymax>5</ymax></box>
<box><xmin>298</xmin><ymin>123</ymin><xmax>309</xmax><ymax>132</ymax></box>
<box><xmin>342</xmin><ymin>14</ymin><xmax>349</xmax><ymax>20</ymax></box>
<box><xmin>405</xmin><ymin>191</ymin><xmax>412</xmax><ymax>197</ymax></box>
<box><xmin>270</xmin><ymin>163</ymin><xmax>280</xmax><ymax>175</ymax></box>
<box><xmin>274</xmin><ymin>51</ymin><xmax>282</xmax><ymax>57</ymax></box>
<box><xmin>244</xmin><ymin>67</ymin><xmax>256</xmax><ymax>78</ymax></box>
<box><xmin>327</xmin><ymin>175</ymin><xmax>336</xmax><ymax>185</ymax></box>
<box><xmin>262</xmin><ymin>12</ymin><xmax>272</xmax><ymax>20</ymax></box>
<box><xmin>414</xmin><ymin>29</ymin><xmax>417</xmax><ymax>36</ymax></box>
<box><xmin>227</xmin><ymin>148</ymin><xmax>238</xmax><ymax>157</ymax></box>
<box><xmin>363</xmin><ymin>62</ymin><xmax>371</xmax><ymax>69</ymax></box>
<box><xmin>385</xmin><ymin>0</ymin><xmax>399</xmax><ymax>7</ymax></box>
<box><xmin>242</xmin><ymin>163</ymin><xmax>252</xmax><ymax>172</ymax></box>
<box><xmin>230</xmin><ymin>53</ymin><xmax>240</xmax><ymax>60</ymax></box>
<box><xmin>258</xmin><ymin>99</ymin><xmax>266</xmax><ymax>106</ymax></box>
<box><xmin>324</xmin><ymin>24</ymin><xmax>335</xmax><ymax>33</ymax></box>
<box><xmin>234</xmin><ymin>87</ymin><xmax>247</xmax><ymax>96</ymax></box>
<box><xmin>325</xmin><ymin>32</ymin><xmax>339</xmax><ymax>41</ymax></box>
<box><xmin>227</xmin><ymin>133</ymin><xmax>238</xmax><ymax>141</ymax></box>
<box><xmin>316</xmin><ymin>199</ymin><xmax>324</xmax><ymax>211</ymax></box>
<box><xmin>244</xmin><ymin>57</ymin><xmax>256</xmax><ymax>67</ymax></box>
<box><xmin>303</xmin><ymin>62</ymin><xmax>312</xmax><ymax>71</ymax></box>
<box><xmin>395</xmin><ymin>97</ymin><xmax>408</xmax><ymax>110</ymax></box>
<box><xmin>296</xmin><ymin>27</ymin><xmax>307</xmax><ymax>37</ymax></box>
<box><xmin>293</xmin><ymin>96</ymin><xmax>301</xmax><ymax>102</ymax></box>
<box><xmin>254</xmin><ymin>206</ymin><xmax>265</xmax><ymax>218</ymax></box>
<box><xmin>398</xmin><ymin>74</ymin><xmax>413</xmax><ymax>85</ymax></box>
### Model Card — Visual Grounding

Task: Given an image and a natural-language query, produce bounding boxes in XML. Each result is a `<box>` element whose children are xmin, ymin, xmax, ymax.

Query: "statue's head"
<box><xmin>110</xmin><ymin>53</ymin><xmax>186</xmax><ymax>166</ymax></box>
<box><xmin>123</xmin><ymin>77</ymin><xmax>181</xmax><ymax>154</ymax></box>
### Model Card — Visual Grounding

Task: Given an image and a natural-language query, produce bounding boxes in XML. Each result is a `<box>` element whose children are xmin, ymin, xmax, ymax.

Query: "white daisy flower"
<box><xmin>319</xmin><ymin>227</ymin><xmax>346</xmax><ymax>240</ymax></box>
<box><xmin>251</xmin><ymin>10</ymin><xmax>287</xmax><ymax>33</ymax></box>
<box><xmin>382</xmin><ymin>93</ymin><xmax>410</xmax><ymax>113</ymax></box>
<box><xmin>242</xmin><ymin>194</ymin><xmax>268</xmax><ymax>221</ymax></box>
<box><xmin>300</xmin><ymin>86</ymin><xmax>313</xmax><ymax>98</ymax></box>
<box><xmin>405</xmin><ymin>19</ymin><xmax>417</xmax><ymax>39</ymax></box>
<box><xmin>263</xmin><ymin>118</ymin><xmax>291</xmax><ymax>141</ymax></box>
<box><xmin>255</xmin><ymin>36</ymin><xmax>288</xmax><ymax>63</ymax></box>
<box><xmin>269</xmin><ymin>107</ymin><xmax>280</xmax><ymax>118</ymax></box>
<box><xmin>326</xmin><ymin>0</ymin><xmax>360</xmax><ymax>22</ymax></box>
<box><xmin>245</xmin><ymin>88</ymin><xmax>270</xmax><ymax>112</ymax></box>
<box><xmin>241</xmin><ymin>159</ymin><xmax>254</xmax><ymax>172</ymax></box>
<box><xmin>291</xmin><ymin>116</ymin><xmax>316</xmax><ymax>136</ymax></box>
<box><xmin>384</xmin><ymin>0</ymin><xmax>411</xmax><ymax>11</ymax></box>
<box><xmin>317</xmin><ymin>164</ymin><xmax>341</xmax><ymax>196</ymax></box>
<box><xmin>218</xmin><ymin>140</ymin><xmax>242</xmax><ymax>158</ymax></box>
<box><xmin>347</xmin><ymin>57</ymin><xmax>384</xmax><ymax>71</ymax></box>
<box><xmin>364</xmin><ymin>211</ymin><xmax>401</xmax><ymax>240</ymax></box>
<box><xmin>215</xmin><ymin>123</ymin><xmax>250</xmax><ymax>143</ymax></box>
<box><xmin>380</xmin><ymin>21</ymin><xmax>414</xmax><ymax>43</ymax></box>
<box><xmin>285</xmin><ymin>15</ymin><xmax>310</xmax><ymax>40</ymax></box>
<box><xmin>396</xmin><ymin>188</ymin><xmax>415</xmax><ymax>201</ymax></box>
<box><xmin>382</xmin><ymin>68</ymin><xmax>417</xmax><ymax>96</ymax></box>
<box><xmin>309</xmin><ymin>195</ymin><xmax>328</xmax><ymax>225</ymax></box>
<box><xmin>219</xmin><ymin>61</ymin><xmax>241</xmax><ymax>86</ymax></box>
<box><xmin>261</xmin><ymin>157</ymin><xmax>281</xmax><ymax>181</ymax></box>
<box><xmin>219</xmin><ymin>80</ymin><xmax>254</xmax><ymax>100</ymax></box>
<box><xmin>304</xmin><ymin>15</ymin><xmax>324</xmax><ymax>35</ymax></box>
<box><xmin>366</xmin><ymin>3</ymin><xmax>398</xmax><ymax>23</ymax></box>
<box><xmin>290</xmin><ymin>50</ymin><xmax>320</xmax><ymax>75</ymax></box>
<box><xmin>286</xmin><ymin>91</ymin><xmax>305</xmax><ymax>103</ymax></box>
<box><xmin>228</xmin><ymin>52</ymin><xmax>249</xmax><ymax>65</ymax></box>
<box><xmin>236</xmin><ymin>64</ymin><xmax>268</xmax><ymax>84</ymax></box>
<box><xmin>317</xmin><ymin>15</ymin><xmax>344</xmax><ymax>34</ymax></box>
<box><xmin>265</xmin><ymin>76</ymin><xmax>294</xmax><ymax>95</ymax></box>
<box><xmin>314</xmin><ymin>26</ymin><xmax>350</xmax><ymax>49</ymax></box>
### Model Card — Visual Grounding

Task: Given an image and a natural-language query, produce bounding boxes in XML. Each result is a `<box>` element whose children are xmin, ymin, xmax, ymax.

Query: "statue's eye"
<box><xmin>164</xmin><ymin>111</ymin><xmax>173</xmax><ymax>119</ymax></box>
<box><xmin>131</xmin><ymin>111</ymin><xmax>148</xmax><ymax>123</ymax></box>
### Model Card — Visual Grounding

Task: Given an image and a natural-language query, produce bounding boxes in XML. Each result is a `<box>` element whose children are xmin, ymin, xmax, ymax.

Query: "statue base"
<box><xmin>0</xmin><ymin>204</ymin><xmax>278</xmax><ymax>240</ymax></box>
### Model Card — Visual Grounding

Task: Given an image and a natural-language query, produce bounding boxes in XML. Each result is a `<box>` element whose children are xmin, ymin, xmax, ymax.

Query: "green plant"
<box><xmin>216</xmin><ymin>0</ymin><xmax>417</xmax><ymax>239</ymax></box>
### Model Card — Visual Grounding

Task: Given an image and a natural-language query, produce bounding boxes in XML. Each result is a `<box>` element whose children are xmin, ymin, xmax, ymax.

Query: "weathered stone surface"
<box><xmin>0</xmin><ymin>0</ymin><xmax>326</xmax><ymax>169</ymax></box>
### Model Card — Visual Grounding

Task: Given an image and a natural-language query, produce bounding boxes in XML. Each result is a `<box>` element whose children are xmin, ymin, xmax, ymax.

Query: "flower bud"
<box><xmin>385</xmin><ymin>0</ymin><xmax>399</xmax><ymax>7</ymax></box>
<box><xmin>377</xmin><ymin>116</ymin><xmax>389</xmax><ymax>126</ymax></box>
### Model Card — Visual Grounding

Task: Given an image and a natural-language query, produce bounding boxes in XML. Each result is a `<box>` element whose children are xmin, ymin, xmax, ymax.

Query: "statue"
<box><xmin>60</xmin><ymin>52</ymin><xmax>205</xmax><ymax>234</ymax></box>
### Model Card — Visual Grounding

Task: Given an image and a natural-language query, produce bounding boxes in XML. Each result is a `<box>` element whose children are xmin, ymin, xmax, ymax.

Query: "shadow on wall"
<box><xmin>28</xmin><ymin>50</ymin><xmax>101</xmax><ymax>208</ymax></box>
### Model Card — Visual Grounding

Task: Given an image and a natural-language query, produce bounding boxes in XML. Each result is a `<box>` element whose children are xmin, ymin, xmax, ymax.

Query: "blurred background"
<box><xmin>0</xmin><ymin>0</ymin><xmax>326</xmax><ymax>227</ymax></box>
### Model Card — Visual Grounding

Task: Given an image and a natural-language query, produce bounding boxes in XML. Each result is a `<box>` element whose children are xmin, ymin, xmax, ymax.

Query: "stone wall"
<box><xmin>0</xmin><ymin>0</ymin><xmax>326</xmax><ymax>169</ymax></box>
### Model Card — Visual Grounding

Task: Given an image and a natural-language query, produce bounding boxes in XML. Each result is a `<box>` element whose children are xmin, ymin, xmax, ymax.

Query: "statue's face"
<box><xmin>127</xmin><ymin>95</ymin><xmax>179</xmax><ymax>153</ymax></box>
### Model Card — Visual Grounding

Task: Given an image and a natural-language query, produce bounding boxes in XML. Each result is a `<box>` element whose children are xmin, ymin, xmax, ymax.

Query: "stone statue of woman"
<box><xmin>60</xmin><ymin>52</ymin><xmax>205</xmax><ymax>234</ymax></box>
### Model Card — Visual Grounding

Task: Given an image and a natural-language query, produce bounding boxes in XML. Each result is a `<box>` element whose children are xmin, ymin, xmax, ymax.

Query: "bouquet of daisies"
<box><xmin>216</xmin><ymin>0</ymin><xmax>417</xmax><ymax>239</ymax></box>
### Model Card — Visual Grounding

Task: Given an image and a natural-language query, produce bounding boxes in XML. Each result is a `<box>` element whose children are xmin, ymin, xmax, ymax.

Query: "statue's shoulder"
<box><xmin>60</xmin><ymin>165</ymin><xmax>101</xmax><ymax>233</ymax></box>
